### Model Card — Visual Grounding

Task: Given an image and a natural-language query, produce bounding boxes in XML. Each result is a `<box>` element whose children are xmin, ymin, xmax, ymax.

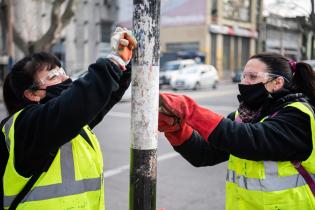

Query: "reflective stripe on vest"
<box><xmin>227</xmin><ymin>166</ymin><xmax>315</xmax><ymax>192</ymax></box>
<box><xmin>3</xmin><ymin>119</ymin><xmax>102</xmax><ymax>207</ymax></box>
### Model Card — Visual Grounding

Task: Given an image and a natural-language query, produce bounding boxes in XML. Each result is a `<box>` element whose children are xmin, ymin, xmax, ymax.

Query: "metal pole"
<box><xmin>129</xmin><ymin>0</ymin><xmax>160</xmax><ymax>210</ymax></box>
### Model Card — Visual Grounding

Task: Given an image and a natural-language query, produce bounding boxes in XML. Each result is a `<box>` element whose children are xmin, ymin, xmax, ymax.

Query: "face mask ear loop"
<box><xmin>28</xmin><ymin>84</ymin><xmax>46</xmax><ymax>92</ymax></box>
<box><xmin>263</xmin><ymin>77</ymin><xmax>276</xmax><ymax>86</ymax></box>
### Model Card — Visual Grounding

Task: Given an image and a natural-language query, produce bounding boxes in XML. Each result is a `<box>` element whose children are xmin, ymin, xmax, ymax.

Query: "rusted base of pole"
<box><xmin>129</xmin><ymin>148</ymin><xmax>157</xmax><ymax>210</ymax></box>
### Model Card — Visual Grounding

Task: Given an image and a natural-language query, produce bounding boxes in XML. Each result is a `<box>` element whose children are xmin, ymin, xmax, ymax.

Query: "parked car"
<box><xmin>159</xmin><ymin>59</ymin><xmax>196</xmax><ymax>86</ymax></box>
<box><xmin>170</xmin><ymin>64</ymin><xmax>219</xmax><ymax>90</ymax></box>
<box><xmin>232</xmin><ymin>69</ymin><xmax>242</xmax><ymax>83</ymax></box>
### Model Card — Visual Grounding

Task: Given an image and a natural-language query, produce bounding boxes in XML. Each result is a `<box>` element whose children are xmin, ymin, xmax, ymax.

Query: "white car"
<box><xmin>170</xmin><ymin>64</ymin><xmax>219</xmax><ymax>90</ymax></box>
<box><xmin>159</xmin><ymin>59</ymin><xmax>196</xmax><ymax>86</ymax></box>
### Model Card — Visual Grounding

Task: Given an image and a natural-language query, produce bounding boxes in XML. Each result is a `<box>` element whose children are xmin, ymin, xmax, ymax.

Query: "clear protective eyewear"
<box><xmin>240</xmin><ymin>71</ymin><xmax>288</xmax><ymax>82</ymax></box>
<box><xmin>37</xmin><ymin>67</ymin><xmax>66</xmax><ymax>86</ymax></box>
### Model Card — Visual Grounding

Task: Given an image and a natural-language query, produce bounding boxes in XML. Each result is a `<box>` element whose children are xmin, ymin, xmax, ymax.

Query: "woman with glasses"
<box><xmin>0</xmin><ymin>27</ymin><xmax>136</xmax><ymax>209</ymax></box>
<box><xmin>158</xmin><ymin>52</ymin><xmax>315</xmax><ymax>209</ymax></box>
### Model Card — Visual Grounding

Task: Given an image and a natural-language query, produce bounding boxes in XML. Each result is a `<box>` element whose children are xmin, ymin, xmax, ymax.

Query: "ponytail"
<box><xmin>291</xmin><ymin>62</ymin><xmax>315</xmax><ymax>106</ymax></box>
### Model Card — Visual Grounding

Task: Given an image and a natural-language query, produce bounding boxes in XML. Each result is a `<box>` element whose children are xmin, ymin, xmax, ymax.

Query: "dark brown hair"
<box><xmin>3</xmin><ymin>52</ymin><xmax>61</xmax><ymax>115</ymax></box>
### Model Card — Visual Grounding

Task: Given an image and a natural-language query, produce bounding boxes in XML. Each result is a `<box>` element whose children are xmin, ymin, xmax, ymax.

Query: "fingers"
<box><xmin>158</xmin><ymin>113</ymin><xmax>182</xmax><ymax>133</ymax></box>
<box><xmin>119</xmin><ymin>39</ymin><xmax>129</xmax><ymax>47</ymax></box>
<box><xmin>159</xmin><ymin>113</ymin><xmax>176</xmax><ymax>125</ymax></box>
<box><xmin>113</xmin><ymin>26</ymin><xmax>127</xmax><ymax>34</ymax></box>
<box><xmin>159</xmin><ymin>93</ymin><xmax>181</xmax><ymax>117</ymax></box>
<box><xmin>109</xmin><ymin>27</ymin><xmax>137</xmax><ymax>68</ymax></box>
<box><xmin>118</xmin><ymin>48</ymin><xmax>132</xmax><ymax>62</ymax></box>
<box><xmin>124</xmin><ymin>32</ymin><xmax>137</xmax><ymax>49</ymax></box>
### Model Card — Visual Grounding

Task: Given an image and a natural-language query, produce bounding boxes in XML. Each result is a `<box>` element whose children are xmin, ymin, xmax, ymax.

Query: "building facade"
<box><xmin>3</xmin><ymin>0</ymin><xmax>118</xmax><ymax>75</ymax></box>
<box><xmin>63</xmin><ymin>0</ymin><xmax>119</xmax><ymax>74</ymax></box>
<box><xmin>262</xmin><ymin>14</ymin><xmax>303</xmax><ymax>61</ymax></box>
<box><xmin>159</xmin><ymin>0</ymin><xmax>262</xmax><ymax>77</ymax></box>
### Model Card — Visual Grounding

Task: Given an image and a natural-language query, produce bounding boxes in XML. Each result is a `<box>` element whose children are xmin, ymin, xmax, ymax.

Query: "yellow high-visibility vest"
<box><xmin>3</xmin><ymin>110</ymin><xmax>105</xmax><ymax>210</ymax></box>
<box><xmin>227</xmin><ymin>102</ymin><xmax>315</xmax><ymax>210</ymax></box>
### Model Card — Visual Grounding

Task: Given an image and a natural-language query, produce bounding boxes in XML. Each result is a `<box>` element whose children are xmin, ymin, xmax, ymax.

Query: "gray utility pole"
<box><xmin>130</xmin><ymin>0</ymin><xmax>161</xmax><ymax>210</ymax></box>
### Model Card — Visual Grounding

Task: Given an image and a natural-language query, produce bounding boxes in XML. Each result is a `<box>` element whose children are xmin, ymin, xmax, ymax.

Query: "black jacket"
<box><xmin>174</xmin><ymin>90</ymin><xmax>314</xmax><ymax>167</ymax></box>
<box><xmin>0</xmin><ymin>58</ymin><xmax>131</xmax><ymax>178</ymax></box>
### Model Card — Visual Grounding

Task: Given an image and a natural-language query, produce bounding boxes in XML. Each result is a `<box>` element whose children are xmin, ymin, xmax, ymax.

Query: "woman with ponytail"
<box><xmin>158</xmin><ymin>52</ymin><xmax>315</xmax><ymax>209</ymax></box>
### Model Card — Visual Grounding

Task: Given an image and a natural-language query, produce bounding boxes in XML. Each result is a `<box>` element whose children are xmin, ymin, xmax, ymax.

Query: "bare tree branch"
<box><xmin>30</xmin><ymin>0</ymin><xmax>75</xmax><ymax>53</ymax></box>
<box><xmin>61</xmin><ymin>0</ymin><xmax>74</xmax><ymax>25</ymax></box>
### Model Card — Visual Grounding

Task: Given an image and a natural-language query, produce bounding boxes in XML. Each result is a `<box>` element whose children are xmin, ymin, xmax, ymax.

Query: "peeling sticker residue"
<box><xmin>131</xmin><ymin>65</ymin><xmax>159</xmax><ymax>150</ymax></box>
<box><xmin>131</xmin><ymin>0</ymin><xmax>161</xmax><ymax>150</ymax></box>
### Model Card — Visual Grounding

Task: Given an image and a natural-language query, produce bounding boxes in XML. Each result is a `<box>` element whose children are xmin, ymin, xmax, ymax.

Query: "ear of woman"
<box><xmin>23</xmin><ymin>89</ymin><xmax>41</xmax><ymax>103</ymax></box>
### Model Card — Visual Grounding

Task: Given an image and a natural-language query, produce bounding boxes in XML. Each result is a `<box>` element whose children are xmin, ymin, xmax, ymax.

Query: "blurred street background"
<box><xmin>1</xmin><ymin>0</ymin><xmax>315</xmax><ymax>209</ymax></box>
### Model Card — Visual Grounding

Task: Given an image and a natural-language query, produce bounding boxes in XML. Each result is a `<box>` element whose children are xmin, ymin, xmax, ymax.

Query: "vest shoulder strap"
<box><xmin>3</xmin><ymin>112</ymin><xmax>57</xmax><ymax>209</ymax></box>
<box><xmin>8</xmin><ymin>151</ymin><xmax>56</xmax><ymax>210</ymax></box>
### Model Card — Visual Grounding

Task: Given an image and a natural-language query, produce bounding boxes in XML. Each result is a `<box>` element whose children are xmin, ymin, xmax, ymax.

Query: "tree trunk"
<box><xmin>12</xmin><ymin>0</ymin><xmax>75</xmax><ymax>56</ymax></box>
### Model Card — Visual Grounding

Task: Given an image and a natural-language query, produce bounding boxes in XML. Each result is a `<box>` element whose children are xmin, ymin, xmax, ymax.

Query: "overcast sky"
<box><xmin>264</xmin><ymin>0</ymin><xmax>311</xmax><ymax>17</ymax></box>
<box><xmin>118</xmin><ymin>0</ymin><xmax>312</xmax><ymax>22</ymax></box>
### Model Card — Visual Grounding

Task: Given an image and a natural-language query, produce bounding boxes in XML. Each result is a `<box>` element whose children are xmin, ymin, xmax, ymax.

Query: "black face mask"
<box><xmin>40</xmin><ymin>78</ymin><xmax>72</xmax><ymax>103</ymax></box>
<box><xmin>238</xmin><ymin>82</ymin><xmax>271</xmax><ymax>109</ymax></box>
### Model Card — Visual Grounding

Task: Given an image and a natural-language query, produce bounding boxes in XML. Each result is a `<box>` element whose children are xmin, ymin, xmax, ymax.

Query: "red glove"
<box><xmin>159</xmin><ymin>93</ymin><xmax>223</xmax><ymax>141</ymax></box>
<box><xmin>158</xmin><ymin>113</ymin><xmax>193</xmax><ymax>146</ymax></box>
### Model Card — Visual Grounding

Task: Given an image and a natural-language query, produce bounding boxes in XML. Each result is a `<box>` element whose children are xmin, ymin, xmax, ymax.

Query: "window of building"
<box><xmin>211</xmin><ymin>0</ymin><xmax>218</xmax><ymax>16</ymax></box>
<box><xmin>100</xmin><ymin>21</ymin><xmax>112</xmax><ymax>43</ymax></box>
<box><xmin>223</xmin><ymin>35</ymin><xmax>231</xmax><ymax>71</ymax></box>
<box><xmin>211</xmin><ymin>33</ymin><xmax>217</xmax><ymax>68</ymax></box>
<box><xmin>166</xmin><ymin>42</ymin><xmax>199</xmax><ymax>52</ymax></box>
<box><xmin>241</xmin><ymin>37</ymin><xmax>250</xmax><ymax>67</ymax></box>
<box><xmin>104</xmin><ymin>0</ymin><xmax>116</xmax><ymax>9</ymax></box>
<box><xmin>234</xmin><ymin>37</ymin><xmax>239</xmax><ymax>70</ymax></box>
<box><xmin>223</xmin><ymin>0</ymin><xmax>251</xmax><ymax>22</ymax></box>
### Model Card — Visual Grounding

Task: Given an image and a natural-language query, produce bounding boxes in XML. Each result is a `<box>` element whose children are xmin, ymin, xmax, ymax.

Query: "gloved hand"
<box><xmin>159</xmin><ymin>93</ymin><xmax>223</xmax><ymax>141</ymax></box>
<box><xmin>158</xmin><ymin>112</ymin><xmax>193</xmax><ymax>146</ymax></box>
<box><xmin>107</xmin><ymin>27</ymin><xmax>137</xmax><ymax>70</ymax></box>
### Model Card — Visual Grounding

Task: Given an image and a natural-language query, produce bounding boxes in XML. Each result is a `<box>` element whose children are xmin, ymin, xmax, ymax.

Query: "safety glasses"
<box><xmin>29</xmin><ymin>67</ymin><xmax>67</xmax><ymax>90</ymax></box>
<box><xmin>37</xmin><ymin>67</ymin><xmax>66</xmax><ymax>86</ymax></box>
<box><xmin>240</xmin><ymin>71</ymin><xmax>288</xmax><ymax>82</ymax></box>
